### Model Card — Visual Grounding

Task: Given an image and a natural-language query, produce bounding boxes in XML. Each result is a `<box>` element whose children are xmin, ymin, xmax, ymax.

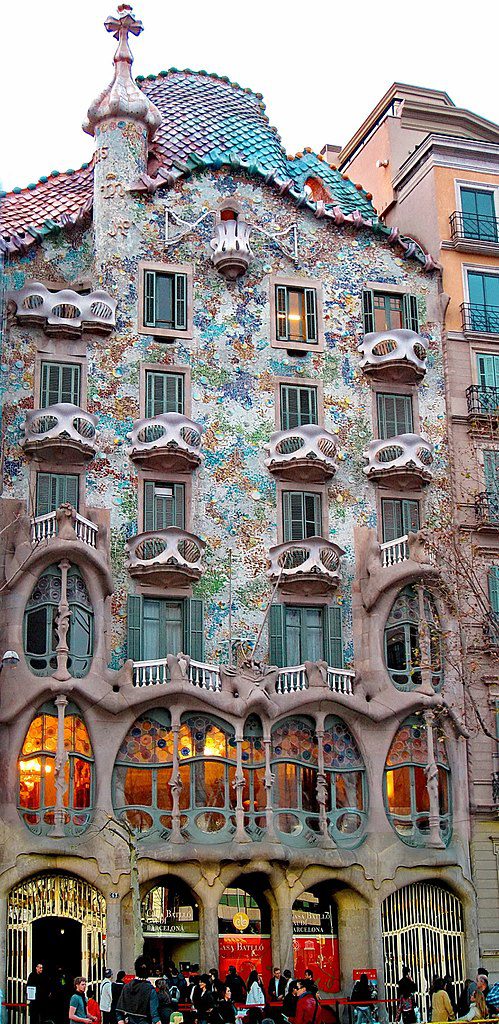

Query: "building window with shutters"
<box><xmin>40</xmin><ymin>361</ymin><xmax>81</xmax><ymax>408</ymax></box>
<box><xmin>487</xmin><ymin>567</ymin><xmax>499</xmax><ymax>646</ymax></box>
<box><xmin>282</xmin><ymin>490</ymin><xmax>322</xmax><ymax>541</ymax></box>
<box><xmin>35</xmin><ymin>472</ymin><xmax>80</xmax><ymax>516</ymax></box>
<box><xmin>142</xmin><ymin>481</ymin><xmax>185</xmax><ymax>533</ymax></box>
<box><xmin>279</xmin><ymin>383</ymin><xmax>319</xmax><ymax>430</ymax></box>
<box><xmin>127</xmin><ymin>594</ymin><xmax>204</xmax><ymax>664</ymax></box>
<box><xmin>460</xmin><ymin>187</ymin><xmax>497</xmax><ymax>242</ymax></box>
<box><xmin>269</xmin><ymin>603</ymin><xmax>343</xmax><ymax>669</ymax></box>
<box><xmin>144</xmin><ymin>370</ymin><xmax>185</xmax><ymax>417</ymax></box>
<box><xmin>138</xmin><ymin>261</ymin><xmax>193</xmax><ymax>341</ymax></box>
<box><xmin>362</xmin><ymin>289</ymin><xmax>420</xmax><ymax>334</ymax></box>
<box><xmin>24</xmin><ymin>564</ymin><xmax>93</xmax><ymax>677</ymax></box>
<box><xmin>376</xmin><ymin>392</ymin><xmax>414</xmax><ymax>439</ymax></box>
<box><xmin>270</xmin><ymin>275</ymin><xmax>324</xmax><ymax>352</ymax></box>
<box><xmin>381</xmin><ymin>498</ymin><xmax>420</xmax><ymax>542</ymax></box>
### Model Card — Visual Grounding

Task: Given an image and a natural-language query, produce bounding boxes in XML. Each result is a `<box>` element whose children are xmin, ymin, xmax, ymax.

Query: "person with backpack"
<box><xmin>352</xmin><ymin>974</ymin><xmax>372</xmax><ymax>1024</ymax></box>
<box><xmin>224</xmin><ymin>969</ymin><xmax>246</xmax><ymax>1006</ymax></box>
<box><xmin>294</xmin><ymin>981</ymin><xmax>319</xmax><ymax>1024</ymax></box>
<box><xmin>395</xmin><ymin>968</ymin><xmax>418</xmax><ymax>1024</ymax></box>
<box><xmin>116</xmin><ymin>957</ymin><xmax>161</xmax><ymax>1024</ymax></box>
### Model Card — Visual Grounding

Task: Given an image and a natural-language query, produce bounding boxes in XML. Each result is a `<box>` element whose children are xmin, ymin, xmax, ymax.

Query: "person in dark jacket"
<box><xmin>282</xmin><ymin>981</ymin><xmax>299</xmax><ymax>1020</ymax></box>
<box><xmin>268</xmin><ymin>971</ymin><xmax>286</xmax><ymax>1003</ymax></box>
<box><xmin>224</xmin><ymin>969</ymin><xmax>246</xmax><ymax>1005</ymax></box>
<box><xmin>27</xmin><ymin>963</ymin><xmax>51</xmax><ymax>1024</ymax></box>
<box><xmin>212</xmin><ymin>988</ymin><xmax>237</xmax><ymax>1024</ymax></box>
<box><xmin>116</xmin><ymin>958</ymin><xmax>160</xmax><ymax>1024</ymax></box>
<box><xmin>155</xmin><ymin>980</ymin><xmax>175</xmax><ymax>1024</ymax></box>
<box><xmin>111</xmin><ymin>973</ymin><xmax>126</xmax><ymax>1024</ymax></box>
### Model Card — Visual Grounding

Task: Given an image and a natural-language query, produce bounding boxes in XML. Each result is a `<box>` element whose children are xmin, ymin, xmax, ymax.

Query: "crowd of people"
<box><xmin>393</xmin><ymin>965</ymin><xmax>499</xmax><ymax>1024</ymax></box>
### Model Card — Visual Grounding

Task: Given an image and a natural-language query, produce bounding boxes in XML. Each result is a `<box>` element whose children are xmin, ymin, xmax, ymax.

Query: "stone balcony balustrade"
<box><xmin>363</xmin><ymin>433</ymin><xmax>434</xmax><ymax>489</ymax></box>
<box><xmin>133</xmin><ymin>657</ymin><xmax>221</xmax><ymax>689</ymax></box>
<box><xmin>31</xmin><ymin>506</ymin><xmax>98</xmax><ymax>549</ymax></box>
<box><xmin>8</xmin><ymin>281</ymin><xmax>116</xmax><ymax>335</ymax></box>
<box><xmin>267</xmin><ymin>536</ymin><xmax>344</xmax><ymax>596</ymax></box>
<box><xmin>23</xmin><ymin>404</ymin><xmax>98</xmax><ymax>463</ymax></box>
<box><xmin>276</xmin><ymin>664</ymin><xmax>354</xmax><ymax>695</ymax></box>
<box><xmin>126</xmin><ymin>527</ymin><xmax>206</xmax><ymax>587</ymax></box>
<box><xmin>210</xmin><ymin>217</ymin><xmax>252</xmax><ymax>280</ymax></box>
<box><xmin>358</xmin><ymin>329</ymin><xmax>427</xmax><ymax>384</ymax></box>
<box><xmin>265</xmin><ymin>424</ymin><xmax>338</xmax><ymax>482</ymax></box>
<box><xmin>127</xmin><ymin>413</ymin><xmax>203</xmax><ymax>473</ymax></box>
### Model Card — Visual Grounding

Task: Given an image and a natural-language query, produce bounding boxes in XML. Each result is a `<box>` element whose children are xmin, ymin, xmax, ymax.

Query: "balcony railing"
<box><xmin>267</xmin><ymin>537</ymin><xmax>344</xmax><ymax>595</ymax></box>
<box><xmin>327</xmin><ymin>667</ymin><xmax>355</xmax><ymax>694</ymax></box>
<box><xmin>276</xmin><ymin>665</ymin><xmax>307</xmax><ymax>693</ymax></box>
<box><xmin>31</xmin><ymin>509</ymin><xmax>98</xmax><ymax>548</ymax></box>
<box><xmin>265</xmin><ymin>424</ymin><xmax>337</xmax><ymax>482</ymax></box>
<box><xmin>380</xmin><ymin>534</ymin><xmax>409</xmax><ymax>566</ymax></box>
<box><xmin>128</xmin><ymin>413</ymin><xmax>203</xmax><ymax>472</ymax></box>
<box><xmin>475</xmin><ymin>491</ymin><xmax>499</xmax><ymax>528</ymax></box>
<box><xmin>126</xmin><ymin>527</ymin><xmax>206</xmax><ymax>586</ymax></box>
<box><xmin>8</xmin><ymin>282</ymin><xmax>116</xmax><ymax>335</ymax></box>
<box><xmin>364</xmin><ymin>433</ymin><xmax>434</xmax><ymax>487</ymax></box>
<box><xmin>450</xmin><ymin>211</ymin><xmax>499</xmax><ymax>244</ymax></box>
<box><xmin>133</xmin><ymin>658</ymin><xmax>221</xmax><ymax>690</ymax></box>
<box><xmin>461</xmin><ymin>303</ymin><xmax>499</xmax><ymax>335</ymax></box>
<box><xmin>358</xmin><ymin>328</ymin><xmax>427</xmax><ymax>383</ymax></box>
<box><xmin>23</xmin><ymin>404</ymin><xmax>98</xmax><ymax>461</ymax></box>
<box><xmin>466</xmin><ymin>385</ymin><xmax>499</xmax><ymax>420</ymax></box>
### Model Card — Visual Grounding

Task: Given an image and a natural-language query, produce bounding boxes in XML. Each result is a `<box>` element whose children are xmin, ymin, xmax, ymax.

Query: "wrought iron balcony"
<box><xmin>364</xmin><ymin>433</ymin><xmax>434</xmax><ymax>489</ymax></box>
<box><xmin>461</xmin><ymin>303</ymin><xmax>499</xmax><ymax>335</ymax></box>
<box><xmin>265</xmin><ymin>424</ymin><xmax>337</xmax><ymax>482</ymax></box>
<box><xmin>31</xmin><ymin>507</ymin><xmax>98</xmax><ymax>548</ymax></box>
<box><xmin>267</xmin><ymin>536</ymin><xmax>344</xmax><ymax>595</ymax></box>
<box><xmin>23</xmin><ymin>404</ymin><xmax>98</xmax><ymax>462</ymax></box>
<box><xmin>475</xmin><ymin>492</ymin><xmax>499</xmax><ymax>529</ymax></box>
<box><xmin>358</xmin><ymin>328</ymin><xmax>427</xmax><ymax>384</ymax></box>
<box><xmin>133</xmin><ymin>657</ymin><xmax>220</xmax><ymax>690</ymax></box>
<box><xmin>8</xmin><ymin>282</ymin><xmax>116</xmax><ymax>335</ymax></box>
<box><xmin>466</xmin><ymin>385</ymin><xmax>499</xmax><ymax>424</ymax></box>
<box><xmin>128</xmin><ymin>413</ymin><xmax>203</xmax><ymax>473</ymax></box>
<box><xmin>450</xmin><ymin>211</ymin><xmax>499</xmax><ymax>247</ymax></box>
<box><xmin>126</xmin><ymin>527</ymin><xmax>206</xmax><ymax>587</ymax></box>
<box><xmin>210</xmin><ymin>217</ymin><xmax>252</xmax><ymax>279</ymax></box>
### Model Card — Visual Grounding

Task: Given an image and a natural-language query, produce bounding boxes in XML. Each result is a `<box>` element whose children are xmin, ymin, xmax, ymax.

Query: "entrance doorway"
<box><xmin>32</xmin><ymin>917</ymin><xmax>82</xmax><ymax>1018</ymax></box>
<box><xmin>142</xmin><ymin>879</ymin><xmax>199</xmax><ymax>973</ymax></box>
<box><xmin>218</xmin><ymin>877</ymin><xmax>272</xmax><ymax>990</ymax></box>
<box><xmin>292</xmin><ymin>885</ymin><xmax>340</xmax><ymax>994</ymax></box>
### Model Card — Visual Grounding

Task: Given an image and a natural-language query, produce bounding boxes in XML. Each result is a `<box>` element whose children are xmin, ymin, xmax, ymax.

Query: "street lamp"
<box><xmin>1</xmin><ymin>651</ymin><xmax>20</xmax><ymax>669</ymax></box>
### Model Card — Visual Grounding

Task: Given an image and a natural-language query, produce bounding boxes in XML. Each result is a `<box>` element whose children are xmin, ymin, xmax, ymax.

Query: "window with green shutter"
<box><xmin>36</xmin><ymin>473</ymin><xmax>79</xmax><ymax>516</ymax></box>
<box><xmin>143</xmin><ymin>269</ymin><xmax>188</xmax><ymax>331</ymax></box>
<box><xmin>127</xmin><ymin>595</ymin><xmax>204</xmax><ymax>662</ymax></box>
<box><xmin>377</xmin><ymin>393</ymin><xmax>414</xmax><ymax>438</ymax></box>
<box><xmin>282</xmin><ymin>490</ymin><xmax>322</xmax><ymax>541</ymax></box>
<box><xmin>269</xmin><ymin>603</ymin><xmax>343</xmax><ymax>668</ymax></box>
<box><xmin>484</xmin><ymin>450</ymin><xmax>499</xmax><ymax>493</ymax></box>
<box><xmin>275</xmin><ymin>285</ymin><xmax>318</xmax><ymax>344</ymax></box>
<box><xmin>362</xmin><ymin>290</ymin><xmax>419</xmax><ymax>333</ymax></box>
<box><xmin>477</xmin><ymin>353</ymin><xmax>499</xmax><ymax>389</ymax></box>
<box><xmin>40</xmin><ymin>362</ymin><xmax>81</xmax><ymax>408</ymax></box>
<box><xmin>461</xmin><ymin>188</ymin><xmax>497</xmax><ymax>242</ymax></box>
<box><xmin>381</xmin><ymin>499</ymin><xmax>420</xmax><ymax>542</ymax></box>
<box><xmin>145</xmin><ymin>371</ymin><xmax>185</xmax><ymax>417</ymax></box>
<box><xmin>143</xmin><ymin>481</ymin><xmax>185</xmax><ymax>532</ymax></box>
<box><xmin>280</xmin><ymin>384</ymin><xmax>318</xmax><ymax>429</ymax></box>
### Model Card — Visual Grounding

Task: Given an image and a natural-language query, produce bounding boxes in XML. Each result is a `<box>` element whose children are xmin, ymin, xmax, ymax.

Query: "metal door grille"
<box><xmin>7</xmin><ymin>873</ymin><xmax>106</xmax><ymax>1008</ymax></box>
<box><xmin>382</xmin><ymin>882</ymin><xmax>465</xmax><ymax>1019</ymax></box>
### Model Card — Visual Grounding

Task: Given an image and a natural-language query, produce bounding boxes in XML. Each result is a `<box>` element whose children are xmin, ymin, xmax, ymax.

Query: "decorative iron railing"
<box><xmin>24</xmin><ymin>404</ymin><xmax>98</xmax><ymax>456</ymax></box>
<box><xmin>466</xmin><ymin>385</ymin><xmax>499</xmax><ymax>418</ymax></box>
<box><xmin>475</xmin><ymin>491</ymin><xmax>499</xmax><ymax>527</ymax></box>
<box><xmin>461</xmin><ymin>302</ymin><xmax>499</xmax><ymax>334</ymax></box>
<box><xmin>358</xmin><ymin>328</ymin><xmax>427</xmax><ymax>379</ymax></box>
<box><xmin>265</xmin><ymin>423</ymin><xmax>337</xmax><ymax>480</ymax></box>
<box><xmin>126</xmin><ymin>528</ymin><xmax>205</xmax><ymax>579</ymax></box>
<box><xmin>267</xmin><ymin>537</ymin><xmax>344</xmax><ymax>590</ymax></box>
<box><xmin>450</xmin><ymin>210</ymin><xmax>499</xmax><ymax>244</ymax></box>
<box><xmin>128</xmin><ymin>413</ymin><xmax>203</xmax><ymax>469</ymax></box>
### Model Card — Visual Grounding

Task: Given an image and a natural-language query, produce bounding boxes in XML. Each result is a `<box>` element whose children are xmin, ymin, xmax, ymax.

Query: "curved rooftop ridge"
<box><xmin>135</xmin><ymin>66</ymin><xmax>267</xmax><ymax>105</ymax></box>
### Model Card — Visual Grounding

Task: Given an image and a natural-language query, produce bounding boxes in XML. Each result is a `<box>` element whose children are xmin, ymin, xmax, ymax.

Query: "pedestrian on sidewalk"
<box><xmin>431</xmin><ymin>979</ymin><xmax>456</xmax><ymax>1023</ymax></box>
<box><xmin>116</xmin><ymin>957</ymin><xmax>161</xmax><ymax>1024</ymax></box>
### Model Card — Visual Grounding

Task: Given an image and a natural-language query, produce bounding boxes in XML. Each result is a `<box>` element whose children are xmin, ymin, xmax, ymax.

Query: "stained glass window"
<box><xmin>384</xmin><ymin>714</ymin><xmax>451</xmax><ymax>847</ymax></box>
<box><xmin>271</xmin><ymin>717</ymin><xmax>319</xmax><ymax>839</ymax></box>
<box><xmin>24</xmin><ymin>564</ymin><xmax>93</xmax><ymax>678</ymax></box>
<box><xmin>178</xmin><ymin>715</ymin><xmax>236</xmax><ymax>838</ymax></box>
<box><xmin>113</xmin><ymin>711</ymin><xmax>174</xmax><ymax>835</ymax></box>
<box><xmin>384</xmin><ymin>585</ymin><xmax>443</xmax><ymax>690</ymax></box>
<box><xmin>241</xmin><ymin>715</ymin><xmax>266</xmax><ymax>838</ymax></box>
<box><xmin>323</xmin><ymin>716</ymin><xmax>366</xmax><ymax>844</ymax></box>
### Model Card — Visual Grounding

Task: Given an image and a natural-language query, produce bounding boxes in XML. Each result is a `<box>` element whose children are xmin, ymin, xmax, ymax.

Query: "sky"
<box><xmin>1</xmin><ymin>0</ymin><xmax>499</xmax><ymax>193</ymax></box>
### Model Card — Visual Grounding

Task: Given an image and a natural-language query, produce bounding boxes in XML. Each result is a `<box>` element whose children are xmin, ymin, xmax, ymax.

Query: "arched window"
<box><xmin>178</xmin><ymin>715</ymin><xmax>236</xmax><ymax>839</ymax></box>
<box><xmin>271</xmin><ymin>716</ymin><xmax>319</xmax><ymax>841</ymax></box>
<box><xmin>24</xmin><ymin>563</ymin><xmax>93</xmax><ymax>677</ymax></box>
<box><xmin>241</xmin><ymin>715</ymin><xmax>267</xmax><ymax>839</ymax></box>
<box><xmin>18</xmin><ymin>701</ymin><xmax>94</xmax><ymax>834</ymax></box>
<box><xmin>323</xmin><ymin>716</ymin><xmax>367</xmax><ymax>845</ymax></box>
<box><xmin>384</xmin><ymin>585</ymin><xmax>443</xmax><ymax>690</ymax></box>
<box><xmin>384</xmin><ymin>715</ymin><xmax>451</xmax><ymax>846</ymax></box>
<box><xmin>113</xmin><ymin>710</ymin><xmax>174</xmax><ymax>835</ymax></box>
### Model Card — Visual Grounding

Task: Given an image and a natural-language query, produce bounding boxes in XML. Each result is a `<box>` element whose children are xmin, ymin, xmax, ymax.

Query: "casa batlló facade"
<box><xmin>0</xmin><ymin>6</ymin><xmax>478</xmax><ymax>1013</ymax></box>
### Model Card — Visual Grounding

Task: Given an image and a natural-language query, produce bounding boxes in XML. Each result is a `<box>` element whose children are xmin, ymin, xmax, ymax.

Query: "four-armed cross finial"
<box><xmin>104</xmin><ymin>5</ymin><xmax>143</xmax><ymax>66</ymax></box>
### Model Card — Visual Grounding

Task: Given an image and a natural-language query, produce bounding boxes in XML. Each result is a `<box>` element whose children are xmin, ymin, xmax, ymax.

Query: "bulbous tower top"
<box><xmin>83</xmin><ymin>4</ymin><xmax>161</xmax><ymax>139</ymax></box>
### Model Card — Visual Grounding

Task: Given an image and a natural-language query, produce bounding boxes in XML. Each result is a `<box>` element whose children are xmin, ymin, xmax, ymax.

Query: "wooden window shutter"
<box><xmin>167</xmin><ymin>373</ymin><xmax>184</xmax><ymax>414</ymax></box>
<box><xmin>280</xmin><ymin>385</ymin><xmax>294</xmax><ymax>430</ymax></box>
<box><xmin>401</xmin><ymin>499</ymin><xmax>420</xmax><ymax>535</ymax></box>
<box><xmin>488</xmin><ymin>568</ymin><xmax>499</xmax><ymax>616</ymax></box>
<box><xmin>269</xmin><ymin>603</ymin><xmax>285</xmax><ymax>667</ymax></box>
<box><xmin>184</xmin><ymin>598</ymin><xmax>204</xmax><ymax>661</ymax></box>
<box><xmin>143</xmin><ymin>481</ymin><xmax>156</xmax><ymax>532</ymax></box>
<box><xmin>173</xmin><ymin>483</ymin><xmax>185</xmax><ymax>529</ymax></box>
<box><xmin>362</xmin><ymin>289</ymin><xmax>375</xmax><ymax>333</ymax></box>
<box><xmin>381</xmin><ymin>499</ymin><xmax>401</xmax><ymax>543</ymax></box>
<box><xmin>305</xmin><ymin>288</ymin><xmax>318</xmax><ymax>342</ymax></box>
<box><xmin>402</xmin><ymin>293</ymin><xmax>420</xmax><ymax>332</ymax></box>
<box><xmin>63</xmin><ymin>475</ymin><xmax>79</xmax><ymax>510</ymax></box>
<box><xmin>324</xmin><ymin>605</ymin><xmax>343</xmax><ymax>668</ymax></box>
<box><xmin>276</xmin><ymin>285</ymin><xmax>289</xmax><ymax>341</ymax></box>
<box><xmin>146</xmin><ymin>372</ymin><xmax>162</xmax><ymax>418</ymax></box>
<box><xmin>36</xmin><ymin>473</ymin><xmax>51</xmax><ymax>517</ymax></box>
<box><xmin>305</xmin><ymin>492</ymin><xmax>321</xmax><ymax>536</ymax></box>
<box><xmin>61</xmin><ymin>363</ymin><xmax>80</xmax><ymax>405</ymax></box>
<box><xmin>174</xmin><ymin>274</ymin><xmax>187</xmax><ymax>331</ymax></box>
<box><xmin>144</xmin><ymin>270</ymin><xmax>156</xmax><ymax>327</ymax></box>
<box><xmin>127</xmin><ymin>595</ymin><xmax>143</xmax><ymax>662</ymax></box>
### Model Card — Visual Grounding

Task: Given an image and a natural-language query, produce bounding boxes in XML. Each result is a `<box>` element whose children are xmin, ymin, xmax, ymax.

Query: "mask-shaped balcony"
<box><xmin>267</xmin><ymin>537</ymin><xmax>344</xmax><ymax>596</ymax></box>
<box><xmin>265</xmin><ymin>424</ymin><xmax>338</xmax><ymax>482</ymax></box>
<box><xmin>23</xmin><ymin>404</ymin><xmax>98</xmax><ymax>463</ymax></box>
<box><xmin>363</xmin><ymin>433</ymin><xmax>433</xmax><ymax>490</ymax></box>
<box><xmin>126</xmin><ymin>527</ymin><xmax>206</xmax><ymax>587</ymax></box>
<box><xmin>358</xmin><ymin>329</ymin><xmax>427</xmax><ymax>384</ymax></box>
<box><xmin>210</xmin><ymin>217</ymin><xmax>252</xmax><ymax>280</ymax></box>
<box><xmin>8</xmin><ymin>282</ymin><xmax>116</xmax><ymax>336</ymax></box>
<box><xmin>127</xmin><ymin>413</ymin><xmax>203</xmax><ymax>474</ymax></box>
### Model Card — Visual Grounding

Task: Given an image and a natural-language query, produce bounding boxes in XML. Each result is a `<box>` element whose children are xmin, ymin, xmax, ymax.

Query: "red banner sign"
<box><xmin>219</xmin><ymin>934</ymin><xmax>272</xmax><ymax>989</ymax></box>
<box><xmin>293</xmin><ymin>936</ymin><xmax>340</xmax><ymax>993</ymax></box>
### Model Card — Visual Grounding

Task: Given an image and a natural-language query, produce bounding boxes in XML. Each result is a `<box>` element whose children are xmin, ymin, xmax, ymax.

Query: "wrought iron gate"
<box><xmin>382</xmin><ymin>882</ymin><xmax>465</xmax><ymax>1019</ymax></box>
<box><xmin>7</xmin><ymin>873</ymin><xmax>106</xmax><ymax>1009</ymax></box>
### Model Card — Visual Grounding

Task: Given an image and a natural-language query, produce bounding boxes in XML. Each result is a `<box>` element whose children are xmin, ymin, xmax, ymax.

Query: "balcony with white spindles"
<box><xmin>128</xmin><ymin>413</ymin><xmax>203</xmax><ymax>474</ymax></box>
<box><xmin>30</xmin><ymin>508</ymin><xmax>98</xmax><ymax>549</ymax></box>
<box><xmin>265</xmin><ymin>424</ymin><xmax>337</xmax><ymax>482</ymax></box>
<box><xmin>380</xmin><ymin>535</ymin><xmax>410</xmax><ymax>567</ymax></box>
<box><xmin>126</xmin><ymin>527</ymin><xmax>206</xmax><ymax>587</ymax></box>
<box><xmin>8</xmin><ymin>282</ymin><xmax>116</xmax><ymax>335</ymax></box>
<box><xmin>133</xmin><ymin>657</ymin><xmax>221</xmax><ymax>690</ymax></box>
<box><xmin>364</xmin><ymin>433</ymin><xmax>434</xmax><ymax>490</ymax></box>
<box><xmin>23</xmin><ymin>404</ymin><xmax>98</xmax><ymax>463</ymax></box>
<box><xmin>267</xmin><ymin>536</ymin><xmax>344</xmax><ymax>596</ymax></box>
<box><xmin>358</xmin><ymin>329</ymin><xmax>427</xmax><ymax>384</ymax></box>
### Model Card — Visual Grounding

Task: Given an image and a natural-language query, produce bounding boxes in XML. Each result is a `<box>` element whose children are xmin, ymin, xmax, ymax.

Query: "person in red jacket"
<box><xmin>294</xmin><ymin>981</ymin><xmax>319</xmax><ymax>1024</ymax></box>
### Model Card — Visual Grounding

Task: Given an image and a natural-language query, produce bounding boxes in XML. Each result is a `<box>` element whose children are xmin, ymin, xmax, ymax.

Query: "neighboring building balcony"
<box><xmin>210</xmin><ymin>217</ymin><xmax>252</xmax><ymax>280</ymax></box>
<box><xmin>475</xmin><ymin>491</ymin><xmax>499</xmax><ymax>530</ymax></box>
<box><xmin>461</xmin><ymin>303</ymin><xmax>499</xmax><ymax>336</ymax></box>
<box><xmin>466</xmin><ymin>385</ymin><xmax>499</xmax><ymax>429</ymax></box>
<box><xmin>267</xmin><ymin>537</ymin><xmax>344</xmax><ymax>595</ymax></box>
<box><xmin>23</xmin><ymin>404</ymin><xmax>98</xmax><ymax>463</ymax></box>
<box><xmin>133</xmin><ymin>657</ymin><xmax>220</xmax><ymax>689</ymax></box>
<box><xmin>8</xmin><ymin>282</ymin><xmax>116</xmax><ymax>335</ymax></box>
<box><xmin>265</xmin><ymin>424</ymin><xmax>337</xmax><ymax>482</ymax></box>
<box><xmin>358</xmin><ymin>329</ymin><xmax>427</xmax><ymax>384</ymax></box>
<box><xmin>449</xmin><ymin>211</ymin><xmax>499</xmax><ymax>254</ymax></box>
<box><xmin>128</xmin><ymin>413</ymin><xmax>203</xmax><ymax>473</ymax></box>
<box><xmin>31</xmin><ymin>507</ymin><xmax>98</xmax><ymax>548</ymax></box>
<box><xmin>363</xmin><ymin>433</ymin><xmax>434</xmax><ymax>490</ymax></box>
<box><xmin>276</xmin><ymin>663</ymin><xmax>354</xmax><ymax>696</ymax></box>
<box><xmin>126</xmin><ymin>527</ymin><xmax>206</xmax><ymax>587</ymax></box>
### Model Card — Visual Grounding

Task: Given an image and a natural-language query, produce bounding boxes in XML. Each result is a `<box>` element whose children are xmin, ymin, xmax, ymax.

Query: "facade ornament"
<box><xmin>53</xmin><ymin>559</ymin><xmax>72</xmax><ymax>681</ymax></box>
<box><xmin>165</xmin><ymin>207</ymin><xmax>299</xmax><ymax>273</ymax></box>
<box><xmin>424</xmin><ymin>710</ymin><xmax>446</xmax><ymax>848</ymax></box>
<box><xmin>50</xmin><ymin>694</ymin><xmax>69</xmax><ymax>838</ymax></box>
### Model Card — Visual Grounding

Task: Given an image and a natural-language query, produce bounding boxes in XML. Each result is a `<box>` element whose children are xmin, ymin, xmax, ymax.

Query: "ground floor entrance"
<box><xmin>142</xmin><ymin>878</ymin><xmax>200</xmax><ymax>973</ymax></box>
